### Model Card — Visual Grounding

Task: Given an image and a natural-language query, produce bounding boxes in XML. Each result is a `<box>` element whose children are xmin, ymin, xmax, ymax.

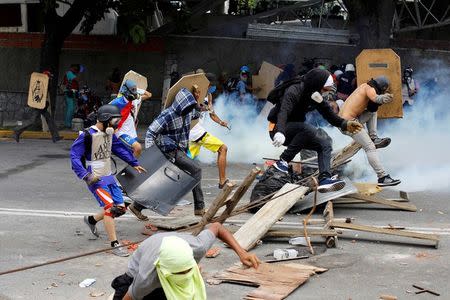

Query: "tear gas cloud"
<box><xmin>197</xmin><ymin>61</ymin><xmax>450</xmax><ymax>192</ymax></box>
<box><xmin>336</xmin><ymin>60</ymin><xmax>450</xmax><ymax>192</ymax></box>
<box><xmin>198</xmin><ymin>94</ymin><xmax>285</xmax><ymax>164</ymax></box>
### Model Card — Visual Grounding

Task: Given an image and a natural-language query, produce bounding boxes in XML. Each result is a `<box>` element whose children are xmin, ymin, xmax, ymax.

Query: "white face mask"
<box><xmin>109</xmin><ymin>117</ymin><xmax>121</xmax><ymax>128</ymax></box>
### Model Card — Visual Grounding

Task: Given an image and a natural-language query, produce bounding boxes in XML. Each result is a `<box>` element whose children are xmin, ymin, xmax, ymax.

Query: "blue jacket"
<box><xmin>70</xmin><ymin>126</ymin><xmax>139</xmax><ymax>185</ymax></box>
<box><xmin>145</xmin><ymin>88</ymin><xmax>198</xmax><ymax>153</ymax></box>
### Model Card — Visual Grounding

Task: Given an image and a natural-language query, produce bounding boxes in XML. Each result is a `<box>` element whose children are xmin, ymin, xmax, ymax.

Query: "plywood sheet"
<box><xmin>254</xmin><ymin>61</ymin><xmax>283</xmax><ymax>99</ymax></box>
<box><xmin>164</xmin><ymin>73</ymin><xmax>209</xmax><ymax>109</ymax></box>
<box><xmin>121</xmin><ymin>70</ymin><xmax>148</xmax><ymax>91</ymax></box>
<box><xmin>27</xmin><ymin>72</ymin><xmax>49</xmax><ymax>109</ymax></box>
<box><xmin>209</xmin><ymin>262</ymin><xmax>327</xmax><ymax>300</ymax></box>
<box><xmin>233</xmin><ymin>184</ymin><xmax>309</xmax><ymax>250</ymax></box>
<box><xmin>355</xmin><ymin>49</ymin><xmax>402</xmax><ymax>118</ymax></box>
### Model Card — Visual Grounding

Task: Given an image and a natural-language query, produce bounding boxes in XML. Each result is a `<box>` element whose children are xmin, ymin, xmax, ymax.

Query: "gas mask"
<box><xmin>108</xmin><ymin>117</ymin><xmax>121</xmax><ymax>129</ymax></box>
<box><xmin>124</xmin><ymin>85</ymin><xmax>138</xmax><ymax>101</ymax></box>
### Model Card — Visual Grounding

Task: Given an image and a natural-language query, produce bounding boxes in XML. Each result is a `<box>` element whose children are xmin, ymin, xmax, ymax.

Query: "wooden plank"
<box><xmin>209</xmin><ymin>262</ymin><xmax>327</xmax><ymax>300</ymax></box>
<box><xmin>265</xmin><ymin>228</ymin><xmax>337</xmax><ymax>238</ymax></box>
<box><xmin>353</xmin><ymin>182</ymin><xmax>382</xmax><ymax>195</ymax></box>
<box><xmin>333</xmin><ymin>197</ymin><xmax>409</xmax><ymax>204</ymax></box>
<box><xmin>322</xmin><ymin>201</ymin><xmax>337</xmax><ymax>248</ymax></box>
<box><xmin>330</xmin><ymin>221</ymin><xmax>439</xmax><ymax>245</ymax></box>
<box><xmin>147</xmin><ymin>215</ymin><xmax>200</xmax><ymax>230</ymax></box>
<box><xmin>356</xmin><ymin>48</ymin><xmax>403</xmax><ymax>118</ymax></box>
<box><xmin>347</xmin><ymin>193</ymin><xmax>417</xmax><ymax>211</ymax></box>
<box><xmin>253</xmin><ymin>61</ymin><xmax>282</xmax><ymax>99</ymax></box>
<box><xmin>192</xmin><ymin>183</ymin><xmax>234</xmax><ymax>235</ymax></box>
<box><xmin>233</xmin><ymin>184</ymin><xmax>309</xmax><ymax>251</ymax></box>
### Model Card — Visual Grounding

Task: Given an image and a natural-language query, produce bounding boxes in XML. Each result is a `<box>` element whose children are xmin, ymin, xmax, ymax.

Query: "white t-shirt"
<box><xmin>116</xmin><ymin>99</ymin><xmax>141</xmax><ymax>139</ymax></box>
<box><xmin>189</xmin><ymin>96</ymin><xmax>209</xmax><ymax>141</ymax></box>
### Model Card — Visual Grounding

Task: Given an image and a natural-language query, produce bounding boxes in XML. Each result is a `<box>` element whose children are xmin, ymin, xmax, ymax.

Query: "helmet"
<box><xmin>404</xmin><ymin>66</ymin><xmax>413</xmax><ymax>77</ymax></box>
<box><xmin>374</xmin><ymin>76</ymin><xmax>390</xmax><ymax>93</ymax></box>
<box><xmin>120</xmin><ymin>79</ymin><xmax>138</xmax><ymax>100</ymax></box>
<box><xmin>97</xmin><ymin>104</ymin><xmax>122</xmax><ymax>122</ymax></box>
<box><xmin>345</xmin><ymin>64</ymin><xmax>355</xmax><ymax>72</ymax></box>
<box><xmin>240</xmin><ymin>65</ymin><xmax>250</xmax><ymax>73</ymax></box>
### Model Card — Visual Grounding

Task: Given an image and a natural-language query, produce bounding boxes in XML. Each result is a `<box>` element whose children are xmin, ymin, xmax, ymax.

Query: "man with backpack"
<box><xmin>70</xmin><ymin>104</ymin><xmax>146</xmax><ymax>257</ymax></box>
<box><xmin>267</xmin><ymin>68</ymin><xmax>362</xmax><ymax>193</ymax></box>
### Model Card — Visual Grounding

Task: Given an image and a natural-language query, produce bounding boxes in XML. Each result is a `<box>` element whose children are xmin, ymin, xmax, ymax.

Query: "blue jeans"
<box><xmin>64</xmin><ymin>95</ymin><xmax>75</xmax><ymax>128</ymax></box>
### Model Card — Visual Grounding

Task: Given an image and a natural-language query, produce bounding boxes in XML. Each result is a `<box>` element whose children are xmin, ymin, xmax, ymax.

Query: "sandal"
<box><xmin>218</xmin><ymin>179</ymin><xmax>230</xmax><ymax>189</ymax></box>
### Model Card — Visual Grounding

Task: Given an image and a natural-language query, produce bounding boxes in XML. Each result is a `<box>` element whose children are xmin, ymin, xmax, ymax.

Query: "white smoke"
<box><xmin>196</xmin><ymin>94</ymin><xmax>284</xmax><ymax>164</ymax></box>
<box><xmin>197</xmin><ymin>61</ymin><xmax>450</xmax><ymax>192</ymax></box>
<box><xmin>337</xmin><ymin>59</ymin><xmax>450</xmax><ymax>192</ymax></box>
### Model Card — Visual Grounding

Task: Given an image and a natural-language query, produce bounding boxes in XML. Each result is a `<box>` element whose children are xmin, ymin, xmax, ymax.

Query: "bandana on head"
<box><xmin>154</xmin><ymin>236</ymin><xmax>206</xmax><ymax>300</ymax></box>
<box><xmin>323</xmin><ymin>75</ymin><xmax>334</xmax><ymax>88</ymax></box>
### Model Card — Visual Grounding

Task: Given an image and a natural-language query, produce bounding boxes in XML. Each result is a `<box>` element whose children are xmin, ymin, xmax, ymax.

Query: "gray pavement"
<box><xmin>0</xmin><ymin>138</ymin><xmax>449</xmax><ymax>300</ymax></box>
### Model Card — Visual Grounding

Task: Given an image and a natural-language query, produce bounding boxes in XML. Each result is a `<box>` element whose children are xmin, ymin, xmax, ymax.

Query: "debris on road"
<box><xmin>209</xmin><ymin>262</ymin><xmax>327</xmax><ymax>299</ymax></box>
<box><xmin>79</xmin><ymin>278</ymin><xmax>96</xmax><ymax>288</ymax></box>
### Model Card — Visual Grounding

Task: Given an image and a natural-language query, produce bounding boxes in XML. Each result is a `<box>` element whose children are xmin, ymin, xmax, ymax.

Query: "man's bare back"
<box><xmin>339</xmin><ymin>83</ymin><xmax>378</xmax><ymax>120</ymax></box>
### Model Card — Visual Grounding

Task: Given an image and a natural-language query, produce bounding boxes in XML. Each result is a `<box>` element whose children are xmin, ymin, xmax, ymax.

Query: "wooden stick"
<box><xmin>192</xmin><ymin>183</ymin><xmax>234</xmax><ymax>235</ymax></box>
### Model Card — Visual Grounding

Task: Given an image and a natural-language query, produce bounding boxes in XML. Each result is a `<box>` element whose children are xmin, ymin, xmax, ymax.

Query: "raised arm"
<box><xmin>207</xmin><ymin>222</ymin><xmax>260</xmax><ymax>268</ymax></box>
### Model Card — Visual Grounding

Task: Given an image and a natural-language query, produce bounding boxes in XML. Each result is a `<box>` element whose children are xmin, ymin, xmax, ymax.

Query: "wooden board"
<box><xmin>233</xmin><ymin>184</ymin><xmax>309</xmax><ymax>251</ymax></box>
<box><xmin>330</xmin><ymin>221</ymin><xmax>439</xmax><ymax>248</ymax></box>
<box><xmin>355</xmin><ymin>49</ymin><xmax>402</xmax><ymax>119</ymax></box>
<box><xmin>121</xmin><ymin>70</ymin><xmax>148</xmax><ymax>91</ymax></box>
<box><xmin>164</xmin><ymin>73</ymin><xmax>209</xmax><ymax>109</ymax></box>
<box><xmin>147</xmin><ymin>215</ymin><xmax>200</xmax><ymax>230</ymax></box>
<box><xmin>347</xmin><ymin>193</ymin><xmax>417</xmax><ymax>211</ymax></box>
<box><xmin>254</xmin><ymin>61</ymin><xmax>283</xmax><ymax>99</ymax></box>
<box><xmin>27</xmin><ymin>72</ymin><xmax>49</xmax><ymax>109</ymax></box>
<box><xmin>353</xmin><ymin>182</ymin><xmax>382</xmax><ymax>195</ymax></box>
<box><xmin>209</xmin><ymin>262</ymin><xmax>327</xmax><ymax>300</ymax></box>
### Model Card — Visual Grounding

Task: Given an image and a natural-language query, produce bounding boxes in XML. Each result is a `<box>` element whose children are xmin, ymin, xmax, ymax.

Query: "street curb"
<box><xmin>0</xmin><ymin>130</ymin><xmax>79</xmax><ymax>140</ymax></box>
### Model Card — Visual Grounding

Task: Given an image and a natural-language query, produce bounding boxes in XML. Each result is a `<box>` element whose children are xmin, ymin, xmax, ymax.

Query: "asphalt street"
<box><xmin>0</xmin><ymin>138</ymin><xmax>449</xmax><ymax>300</ymax></box>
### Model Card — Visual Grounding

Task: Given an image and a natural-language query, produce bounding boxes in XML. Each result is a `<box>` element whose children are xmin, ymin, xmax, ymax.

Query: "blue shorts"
<box><xmin>118</xmin><ymin>134</ymin><xmax>138</xmax><ymax>150</ymax></box>
<box><xmin>90</xmin><ymin>183</ymin><xmax>124</xmax><ymax>208</ymax></box>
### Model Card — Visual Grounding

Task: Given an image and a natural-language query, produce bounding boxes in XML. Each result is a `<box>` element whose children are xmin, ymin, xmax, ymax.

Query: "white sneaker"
<box><xmin>111</xmin><ymin>244</ymin><xmax>129</xmax><ymax>257</ymax></box>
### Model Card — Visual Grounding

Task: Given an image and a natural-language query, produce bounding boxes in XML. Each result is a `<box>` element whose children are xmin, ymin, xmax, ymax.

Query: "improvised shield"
<box><xmin>117</xmin><ymin>146</ymin><xmax>199</xmax><ymax>215</ymax></box>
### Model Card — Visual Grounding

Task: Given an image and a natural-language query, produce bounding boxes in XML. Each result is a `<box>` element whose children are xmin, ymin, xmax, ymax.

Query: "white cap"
<box><xmin>323</xmin><ymin>75</ymin><xmax>334</xmax><ymax>88</ymax></box>
<box><xmin>345</xmin><ymin>64</ymin><xmax>355</xmax><ymax>72</ymax></box>
<box><xmin>334</xmin><ymin>70</ymin><xmax>343</xmax><ymax>77</ymax></box>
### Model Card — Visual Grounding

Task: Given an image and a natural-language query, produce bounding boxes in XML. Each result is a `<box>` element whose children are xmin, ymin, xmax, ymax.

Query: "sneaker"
<box><xmin>13</xmin><ymin>131</ymin><xmax>20</xmax><ymax>143</ymax></box>
<box><xmin>371</xmin><ymin>137</ymin><xmax>391</xmax><ymax>149</ymax></box>
<box><xmin>318</xmin><ymin>177</ymin><xmax>346</xmax><ymax>193</ymax></box>
<box><xmin>378</xmin><ymin>174</ymin><xmax>401</xmax><ymax>187</ymax></box>
<box><xmin>111</xmin><ymin>244</ymin><xmax>130</xmax><ymax>257</ymax></box>
<box><xmin>273</xmin><ymin>160</ymin><xmax>289</xmax><ymax>173</ymax></box>
<box><xmin>128</xmin><ymin>203</ymin><xmax>149</xmax><ymax>221</ymax></box>
<box><xmin>83</xmin><ymin>216</ymin><xmax>99</xmax><ymax>238</ymax></box>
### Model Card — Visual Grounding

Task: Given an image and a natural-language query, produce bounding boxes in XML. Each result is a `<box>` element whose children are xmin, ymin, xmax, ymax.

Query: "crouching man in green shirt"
<box><xmin>112</xmin><ymin>222</ymin><xmax>260</xmax><ymax>300</ymax></box>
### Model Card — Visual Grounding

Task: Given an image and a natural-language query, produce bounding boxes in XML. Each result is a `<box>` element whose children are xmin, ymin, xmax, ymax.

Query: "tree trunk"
<box><xmin>40</xmin><ymin>31</ymin><xmax>64</xmax><ymax>116</ymax></box>
<box><xmin>343</xmin><ymin>0</ymin><xmax>395</xmax><ymax>49</ymax></box>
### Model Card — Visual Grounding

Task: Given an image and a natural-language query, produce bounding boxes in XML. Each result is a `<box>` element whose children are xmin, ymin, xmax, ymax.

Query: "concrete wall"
<box><xmin>0</xmin><ymin>41</ymin><xmax>165</xmax><ymax>126</ymax></box>
<box><xmin>1</xmin><ymin>33</ymin><xmax>449</xmax><ymax>126</ymax></box>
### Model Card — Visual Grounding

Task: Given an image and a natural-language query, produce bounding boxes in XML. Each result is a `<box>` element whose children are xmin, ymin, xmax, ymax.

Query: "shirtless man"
<box><xmin>339</xmin><ymin>76</ymin><xmax>401</xmax><ymax>186</ymax></box>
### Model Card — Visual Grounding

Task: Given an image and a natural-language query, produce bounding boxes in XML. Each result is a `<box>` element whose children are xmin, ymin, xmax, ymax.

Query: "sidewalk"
<box><xmin>0</xmin><ymin>129</ymin><xmax>79</xmax><ymax>140</ymax></box>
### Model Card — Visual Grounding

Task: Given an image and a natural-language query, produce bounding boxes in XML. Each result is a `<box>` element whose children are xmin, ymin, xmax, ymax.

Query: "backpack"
<box><xmin>224</xmin><ymin>77</ymin><xmax>239</xmax><ymax>93</ymax></box>
<box><xmin>266</xmin><ymin>75</ymin><xmax>303</xmax><ymax>104</ymax></box>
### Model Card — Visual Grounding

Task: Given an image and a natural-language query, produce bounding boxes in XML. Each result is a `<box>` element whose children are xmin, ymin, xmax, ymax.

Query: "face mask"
<box><xmin>168</xmin><ymin>268</ymin><xmax>194</xmax><ymax>286</ymax></box>
<box><xmin>109</xmin><ymin>117</ymin><xmax>121</xmax><ymax>129</ymax></box>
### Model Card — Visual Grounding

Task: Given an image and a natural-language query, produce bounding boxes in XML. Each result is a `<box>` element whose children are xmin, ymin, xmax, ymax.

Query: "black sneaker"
<box><xmin>378</xmin><ymin>174</ymin><xmax>401</xmax><ymax>187</ymax></box>
<box><xmin>371</xmin><ymin>137</ymin><xmax>391</xmax><ymax>149</ymax></box>
<box><xmin>318</xmin><ymin>176</ymin><xmax>346</xmax><ymax>193</ymax></box>
<box><xmin>273</xmin><ymin>160</ymin><xmax>289</xmax><ymax>173</ymax></box>
<box><xmin>13</xmin><ymin>131</ymin><xmax>20</xmax><ymax>143</ymax></box>
<box><xmin>83</xmin><ymin>216</ymin><xmax>99</xmax><ymax>238</ymax></box>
